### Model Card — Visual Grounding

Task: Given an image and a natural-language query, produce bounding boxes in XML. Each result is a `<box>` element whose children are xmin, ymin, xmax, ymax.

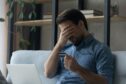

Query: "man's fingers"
<box><xmin>64</xmin><ymin>55</ymin><xmax>73</xmax><ymax>65</ymax></box>
<box><xmin>64</xmin><ymin>55</ymin><xmax>71</xmax><ymax>60</ymax></box>
<box><xmin>63</xmin><ymin>25</ymin><xmax>70</xmax><ymax>30</ymax></box>
<box><xmin>60</xmin><ymin>25</ymin><xmax>70</xmax><ymax>32</ymax></box>
<box><xmin>64</xmin><ymin>31</ymin><xmax>73</xmax><ymax>39</ymax></box>
<box><xmin>62</xmin><ymin>27</ymin><xmax>76</xmax><ymax>39</ymax></box>
<box><xmin>64</xmin><ymin>55</ymin><xmax>71</xmax><ymax>63</ymax></box>
<box><xmin>60</xmin><ymin>29</ymin><xmax>73</xmax><ymax>40</ymax></box>
<box><xmin>64</xmin><ymin>55</ymin><xmax>75</xmax><ymax>70</ymax></box>
<box><xmin>62</xmin><ymin>26</ymin><xmax>73</xmax><ymax>33</ymax></box>
<box><xmin>64</xmin><ymin>56</ymin><xmax>68</xmax><ymax>69</ymax></box>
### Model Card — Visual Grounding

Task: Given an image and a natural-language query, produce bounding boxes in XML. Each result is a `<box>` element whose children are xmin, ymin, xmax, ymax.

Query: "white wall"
<box><xmin>88</xmin><ymin>22</ymin><xmax>126</xmax><ymax>51</ymax></box>
<box><xmin>0</xmin><ymin>0</ymin><xmax>8</xmax><ymax>77</ymax></box>
<box><xmin>86</xmin><ymin>0</ymin><xmax>126</xmax><ymax>51</ymax></box>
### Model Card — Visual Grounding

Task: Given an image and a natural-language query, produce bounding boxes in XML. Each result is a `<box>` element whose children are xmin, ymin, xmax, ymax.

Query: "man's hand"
<box><xmin>64</xmin><ymin>55</ymin><xmax>80</xmax><ymax>72</ymax></box>
<box><xmin>57</xmin><ymin>25</ymin><xmax>75</xmax><ymax>48</ymax></box>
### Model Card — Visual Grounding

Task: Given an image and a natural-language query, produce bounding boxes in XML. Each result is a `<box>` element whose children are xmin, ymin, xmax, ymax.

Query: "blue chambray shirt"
<box><xmin>56</xmin><ymin>34</ymin><xmax>114</xmax><ymax>84</ymax></box>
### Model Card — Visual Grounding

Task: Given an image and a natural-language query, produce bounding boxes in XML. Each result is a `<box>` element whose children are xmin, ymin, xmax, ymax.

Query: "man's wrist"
<box><xmin>74</xmin><ymin>64</ymin><xmax>82</xmax><ymax>73</ymax></box>
<box><xmin>55</xmin><ymin>43</ymin><xmax>64</xmax><ymax>50</ymax></box>
<box><xmin>75</xmin><ymin>64</ymin><xmax>88</xmax><ymax>77</ymax></box>
<box><xmin>56</xmin><ymin>42</ymin><xmax>65</xmax><ymax>49</ymax></box>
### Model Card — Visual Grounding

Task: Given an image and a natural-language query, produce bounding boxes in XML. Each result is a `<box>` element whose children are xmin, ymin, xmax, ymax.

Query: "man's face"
<box><xmin>59</xmin><ymin>20</ymin><xmax>83</xmax><ymax>46</ymax></box>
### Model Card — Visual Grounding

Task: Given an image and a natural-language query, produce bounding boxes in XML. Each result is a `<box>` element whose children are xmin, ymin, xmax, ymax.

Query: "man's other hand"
<box><xmin>64</xmin><ymin>55</ymin><xmax>80</xmax><ymax>72</ymax></box>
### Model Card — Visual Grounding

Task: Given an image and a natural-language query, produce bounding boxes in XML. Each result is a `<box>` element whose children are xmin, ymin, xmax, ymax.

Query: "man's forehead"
<box><xmin>59</xmin><ymin>21</ymin><xmax>75</xmax><ymax>28</ymax></box>
<box><xmin>59</xmin><ymin>24</ymin><xmax>70</xmax><ymax>29</ymax></box>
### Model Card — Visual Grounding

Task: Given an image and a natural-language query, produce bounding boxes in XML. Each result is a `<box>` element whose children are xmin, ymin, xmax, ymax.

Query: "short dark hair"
<box><xmin>57</xmin><ymin>9</ymin><xmax>88</xmax><ymax>30</ymax></box>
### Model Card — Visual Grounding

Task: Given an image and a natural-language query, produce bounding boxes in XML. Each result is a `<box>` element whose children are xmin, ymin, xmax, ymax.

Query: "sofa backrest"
<box><xmin>112</xmin><ymin>51</ymin><xmax>126</xmax><ymax>84</ymax></box>
<box><xmin>7</xmin><ymin>50</ymin><xmax>126</xmax><ymax>84</ymax></box>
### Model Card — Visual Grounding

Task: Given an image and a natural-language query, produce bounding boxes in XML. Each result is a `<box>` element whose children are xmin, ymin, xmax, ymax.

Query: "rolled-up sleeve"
<box><xmin>96</xmin><ymin>46</ymin><xmax>114</xmax><ymax>84</ymax></box>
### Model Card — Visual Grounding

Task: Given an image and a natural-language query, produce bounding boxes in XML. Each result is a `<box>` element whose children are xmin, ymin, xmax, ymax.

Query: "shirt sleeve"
<box><xmin>95</xmin><ymin>45</ymin><xmax>114</xmax><ymax>84</ymax></box>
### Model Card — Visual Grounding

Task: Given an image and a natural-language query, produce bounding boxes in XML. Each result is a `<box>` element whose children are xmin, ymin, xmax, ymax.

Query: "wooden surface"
<box><xmin>15</xmin><ymin>16</ymin><xmax>126</xmax><ymax>26</ymax></box>
<box><xmin>15</xmin><ymin>19</ymin><xmax>51</xmax><ymax>26</ymax></box>
<box><xmin>15</xmin><ymin>0</ymin><xmax>50</xmax><ymax>4</ymax></box>
<box><xmin>15</xmin><ymin>0</ymin><xmax>69</xmax><ymax>4</ymax></box>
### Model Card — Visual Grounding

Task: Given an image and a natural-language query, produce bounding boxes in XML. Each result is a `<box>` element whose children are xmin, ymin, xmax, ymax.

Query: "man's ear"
<box><xmin>78</xmin><ymin>20</ymin><xmax>85</xmax><ymax>30</ymax></box>
<box><xmin>78</xmin><ymin>20</ymin><xmax>84</xmax><ymax>28</ymax></box>
<box><xmin>78</xmin><ymin>20</ymin><xmax>87</xmax><ymax>32</ymax></box>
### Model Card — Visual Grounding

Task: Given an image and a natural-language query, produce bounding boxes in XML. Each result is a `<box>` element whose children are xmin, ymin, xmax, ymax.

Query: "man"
<box><xmin>44</xmin><ymin>9</ymin><xmax>114</xmax><ymax>84</ymax></box>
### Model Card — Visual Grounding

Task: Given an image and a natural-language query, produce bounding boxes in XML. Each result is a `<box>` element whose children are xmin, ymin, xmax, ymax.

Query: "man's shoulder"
<box><xmin>96</xmin><ymin>42</ymin><xmax>110</xmax><ymax>51</ymax></box>
<box><xmin>92</xmin><ymin>38</ymin><xmax>107</xmax><ymax>49</ymax></box>
<box><xmin>91</xmin><ymin>39</ymin><xmax>111</xmax><ymax>54</ymax></box>
<box><xmin>93</xmin><ymin>40</ymin><xmax>113</xmax><ymax>59</ymax></box>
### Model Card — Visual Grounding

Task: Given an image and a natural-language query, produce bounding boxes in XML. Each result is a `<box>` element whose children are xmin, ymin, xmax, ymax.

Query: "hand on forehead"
<box><xmin>59</xmin><ymin>21</ymin><xmax>75</xmax><ymax>30</ymax></box>
<box><xmin>60</xmin><ymin>25</ymin><xmax>76</xmax><ymax>32</ymax></box>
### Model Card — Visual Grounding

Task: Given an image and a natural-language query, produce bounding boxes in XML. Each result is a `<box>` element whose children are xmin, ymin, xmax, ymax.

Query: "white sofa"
<box><xmin>6</xmin><ymin>50</ymin><xmax>126</xmax><ymax>84</ymax></box>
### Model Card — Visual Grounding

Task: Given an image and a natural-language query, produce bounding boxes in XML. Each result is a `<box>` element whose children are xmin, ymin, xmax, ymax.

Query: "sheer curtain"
<box><xmin>0</xmin><ymin>0</ymin><xmax>8</xmax><ymax>77</ymax></box>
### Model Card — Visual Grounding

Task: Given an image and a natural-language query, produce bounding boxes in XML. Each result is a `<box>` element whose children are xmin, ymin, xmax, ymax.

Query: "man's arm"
<box><xmin>44</xmin><ymin>25</ymin><xmax>73</xmax><ymax>78</ymax></box>
<box><xmin>76</xmin><ymin>65</ymin><xmax>107</xmax><ymax>84</ymax></box>
<box><xmin>44</xmin><ymin>43</ymin><xmax>63</xmax><ymax>78</ymax></box>
<box><xmin>64</xmin><ymin>55</ymin><xmax>108</xmax><ymax>84</ymax></box>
